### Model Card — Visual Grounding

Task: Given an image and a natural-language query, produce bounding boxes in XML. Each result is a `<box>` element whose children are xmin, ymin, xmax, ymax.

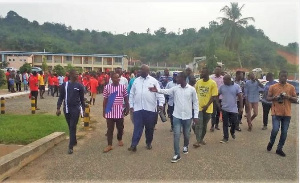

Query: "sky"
<box><xmin>0</xmin><ymin>0</ymin><xmax>299</xmax><ymax>46</ymax></box>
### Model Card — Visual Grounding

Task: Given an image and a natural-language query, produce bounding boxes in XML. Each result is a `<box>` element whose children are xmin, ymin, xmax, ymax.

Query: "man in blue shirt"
<box><xmin>217</xmin><ymin>75</ymin><xmax>243</xmax><ymax>143</ymax></box>
<box><xmin>261</xmin><ymin>73</ymin><xmax>277</xmax><ymax>130</ymax></box>
<box><xmin>244</xmin><ymin>72</ymin><xmax>264</xmax><ymax>131</ymax></box>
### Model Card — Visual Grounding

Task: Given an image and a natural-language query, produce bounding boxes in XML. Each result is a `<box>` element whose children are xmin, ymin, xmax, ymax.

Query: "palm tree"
<box><xmin>218</xmin><ymin>2</ymin><xmax>255</xmax><ymax>68</ymax></box>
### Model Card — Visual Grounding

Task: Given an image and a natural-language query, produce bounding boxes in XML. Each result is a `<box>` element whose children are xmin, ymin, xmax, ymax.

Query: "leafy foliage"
<box><xmin>53</xmin><ymin>65</ymin><xmax>65</xmax><ymax>76</ymax></box>
<box><xmin>0</xmin><ymin>10</ymin><xmax>298</xmax><ymax>74</ymax></box>
<box><xmin>0</xmin><ymin>69</ymin><xmax>6</xmax><ymax>87</ymax></box>
<box><xmin>19</xmin><ymin>63</ymin><xmax>32</xmax><ymax>73</ymax></box>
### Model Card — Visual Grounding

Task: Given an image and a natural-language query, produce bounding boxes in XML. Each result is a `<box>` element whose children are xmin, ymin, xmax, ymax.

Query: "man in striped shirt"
<box><xmin>103</xmin><ymin>72</ymin><xmax>129</xmax><ymax>153</ymax></box>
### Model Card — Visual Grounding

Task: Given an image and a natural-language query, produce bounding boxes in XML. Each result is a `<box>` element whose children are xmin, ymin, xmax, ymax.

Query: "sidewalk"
<box><xmin>0</xmin><ymin>90</ymin><xmax>30</xmax><ymax>99</ymax></box>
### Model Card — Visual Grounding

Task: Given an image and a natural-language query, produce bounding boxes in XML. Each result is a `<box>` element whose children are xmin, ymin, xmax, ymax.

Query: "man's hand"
<box><xmin>56</xmin><ymin>109</ymin><xmax>61</xmax><ymax>116</ymax></box>
<box><xmin>202</xmin><ymin>105</ymin><xmax>209</xmax><ymax>112</ymax></box>
<box><xmin>130</xmin><ymin>108</ymin><xmax>134</xmax><ymax>113</ymax></box>
<box><xmin>238</xmin><ymin>107</ymin><xmax>243</xmax><ymax>114</ymax></box>
<box><xmin>148</xmin><ymin>84</ymin><xmax>158</xmax><ymax>92</ymax></box>
<box><xmin>123</xmin><ymin>107</ymin><xmax>129</xmax><ymax>116</ymax></box>
<box><xmin>103</xmin><ymin>111</ymin><xmax>106</xmax><ymax>119</ymax></box>
<box><xmin>193</xmin><ymin>118</ymin><xmax>199</xmax><ymax>124</ymax></box>
<box><xmin>158</xmin><ymin>106</ymin><xmax>163</xmax><ymax>112</ymax></box>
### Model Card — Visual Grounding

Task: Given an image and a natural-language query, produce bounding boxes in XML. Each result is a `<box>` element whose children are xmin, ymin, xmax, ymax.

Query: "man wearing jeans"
<box><xmin>149</xmin><ymin>72</ymin><xmax>199</xmax><ymax>163</ymax></box>
<box><xmin>193</xmin><ymin>67</ymin><xmax>218</xmax><ymax>147</ymax></box>
<box><xmin>266</xmin><ymin>70</ymin><xmax>297</xmax><ymax>157</ymax></box>
<box><xmin>217</xmin><ymin>75</ymin><xmax>243</xmax><ymax>143</ymax></box>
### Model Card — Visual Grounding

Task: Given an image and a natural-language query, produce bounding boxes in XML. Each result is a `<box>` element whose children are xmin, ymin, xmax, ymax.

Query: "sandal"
<box><xmin>103</xmin><ymin>146</ymin><xmax>113</xmax><ymax>153</ymax></box>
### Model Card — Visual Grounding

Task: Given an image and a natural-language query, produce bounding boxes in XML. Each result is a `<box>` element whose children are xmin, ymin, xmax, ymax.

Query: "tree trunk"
<box><xmin>237</xmin><ymin>51</ymin><xmax>243</xmax><ymax>68</ymax></box>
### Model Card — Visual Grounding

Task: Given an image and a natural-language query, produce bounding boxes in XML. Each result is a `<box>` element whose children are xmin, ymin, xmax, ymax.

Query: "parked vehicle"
<box><xmin>287</xmin><ymin>80</ymin><xmax>299</xmax><ymax>104</ymax></box>
<box><xmin>31</xmin><ymin>67</ymin><xmax>42</xmax><ymax>72</ymax></box>
<box><xmin>1</xmin><ymin>67</ymin><xmax>18</xmax><ymax>72</ymax></box>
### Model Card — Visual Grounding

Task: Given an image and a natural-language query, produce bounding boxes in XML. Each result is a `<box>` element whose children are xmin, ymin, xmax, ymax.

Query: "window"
<box><xmin>8</xmin><ymin>59</ymin><xmax>11</xmax><ymax>61</ymax></box>
<box><xmin>13</xmin><ymin>59</ymin><xmax>15</xmax><ymax>61</ymax></box>
<box><xmin>20</xmin><ymin>59</ymin><xmax>22</xmax><ymax>61</ymax></box>
<box><xmin>46</xmin><ymin>55</ymin><xmax>52</xmax><ymax>60</ymax></box>
<box><xmin>115</xmin><ymin>57</ymin><xmax>122</xmax><ymax>63</ymax></box>
<box><xmin>66</xmin><ymin>56</ymin><xmax>72</xmax><ymax>61</ymax></box>
<box><xmin>24</xmin><ymin>59</ymin><xmax>26</xmax><ymax>62</ymax></box>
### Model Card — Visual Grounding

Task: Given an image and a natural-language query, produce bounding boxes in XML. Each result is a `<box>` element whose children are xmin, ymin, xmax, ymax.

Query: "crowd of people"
<box><xmin>5</xmin><ymin>65</ymin><xmax>297</xmax><ymax>162</ymax></box>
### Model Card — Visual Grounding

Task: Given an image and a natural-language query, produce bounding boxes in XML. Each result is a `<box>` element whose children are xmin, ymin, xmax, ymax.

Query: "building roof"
<box><xmin>0</xmin><ymin>51</ymin><xmax>127</xmax><ymax>58</ymax></box>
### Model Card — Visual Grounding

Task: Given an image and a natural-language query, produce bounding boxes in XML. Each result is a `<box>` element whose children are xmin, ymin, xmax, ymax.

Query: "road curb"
<box><xmin>0</xmin><ymin>132</ymin><xmax>66</xmax><ymax>182</ymax></box>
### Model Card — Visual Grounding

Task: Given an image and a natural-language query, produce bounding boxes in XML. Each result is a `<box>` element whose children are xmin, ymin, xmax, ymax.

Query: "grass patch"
<box><xmin>0</xmin><ymin>114</ymin><xmax>69</xmax><ymax>145</ymax></box>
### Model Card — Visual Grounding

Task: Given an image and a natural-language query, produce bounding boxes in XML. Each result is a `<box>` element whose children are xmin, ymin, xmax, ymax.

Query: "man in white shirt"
<box><xmin>149</xmin><ymin>71</ymin><xmax>199</xmax><ymax>163</ymax></box>
<box><xmin>109</xmin><ymin>67</ymin><xmax>128</xmax><ymax>88</ymax></box>
<box><xmin>165</xmin><ymin>73</ymin><xmax>178</xmax><ymax>132</ymax></box>
<box><xmin>128</xmin><ymin>65</ymin><xmax>165</xmax><ymax>152</ymax></box>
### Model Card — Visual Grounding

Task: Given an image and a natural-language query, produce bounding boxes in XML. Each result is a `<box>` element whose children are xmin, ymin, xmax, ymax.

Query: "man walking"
<box><xmin>244</xmin><ymin>72</ymin><xmax>264</xmax><ymax>131</ymax></box>
<box><xmin>193</xmin><ymin>67</ymin><xmax>218</xmax><ymax>147</ymax></box>
<box><xmin>266</xmin><ymin>70</ymin><xmax>297</xmax><ymax>157</ymax></box>
<box><xmin>165</xmin><ymin>73</ymin><xmax>178</xmax><ymax>132</ymax></box>
<box><xmin>128</xmin><ymin>65</ymin><xmax>165</xmax><ymax>152</ymax></box>
<box><xmin>261</xmin><ymin>73</ymin><xmax>277</xmax><ymax>130</ymax></box>
<box><xmin>210</xmin><ymin>66</ymin><xmax>224</xmax><ymax>131</ymax></box>
<box><xmin>29</xmin><ymin>71</ymin><xmax>39</xmax><ymax>110</ymax></box>
<box><xmin>149</xmin><ymin>72</ymin><xmax>199</xmax><ymax>163</ymax></box>
<box><xmin>103</xmin><ymin>72</ymin><xmax>129</xmax><ymax>153</ymax></box>
<box><xmin>15</xmin><ymin>71</ymin><xmax>22</xmax><ymax>92</ymax></box>
<box><xmin>89</xmin><ymin>74</ymin><xmax>99</xmax><ymax>105</ymax></box>
<box><xmin>56</xmin><ymin>70</ymin><xmax>85</xmax><ymax>154</ymax></box>
<box><xmin>38</xmin><ymin>71</ymin><xmax>45</xmax><ymax>99</ymax></box>
<box><xmin>217</xmin><ymin>75</ymin><xmax>243</xmax><ymax>143</ymax></box>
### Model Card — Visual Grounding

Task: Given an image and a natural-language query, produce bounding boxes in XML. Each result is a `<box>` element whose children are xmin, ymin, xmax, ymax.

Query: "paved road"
<box><xmin>2</xmin><ymin>93</ymin><xmax>299</xmax><ymax>183</ymax></box>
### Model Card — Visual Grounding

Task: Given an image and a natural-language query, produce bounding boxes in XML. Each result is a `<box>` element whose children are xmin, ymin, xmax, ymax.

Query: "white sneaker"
<box><xmin>183</xmin><ymin>146</ymin><xmax>188</xmax><ymax>154</ymax></box>
<box><xmin>171</xmin><ymin>154</ymin><xmax>181</xmax><ymax>163</ymax></box>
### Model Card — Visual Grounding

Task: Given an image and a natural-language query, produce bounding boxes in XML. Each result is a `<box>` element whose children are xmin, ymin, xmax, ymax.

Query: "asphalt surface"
<box><xmin>2</xmin><ymin>93</ymin><xmax>299</xmax><ymax>183</ymax></box>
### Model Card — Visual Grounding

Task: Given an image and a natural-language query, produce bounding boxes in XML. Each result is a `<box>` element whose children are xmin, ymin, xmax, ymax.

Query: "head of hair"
<box><xmin>266</xmin><ymin>72</ymin><xmax>273</xmax><ymax>78</ymax></box>
<box><xmin>279</xmin><ymin>70</ymin><xmax>288</xmax><ymax>76</ymax></box>
<box><xmin>32</xmin><ymin>71</ymin><xmax>37</xmax><ymax>76</ymax></box>
<box><xmin>178</xmin><ymin>71</ymin><xmax>187</xmax><ymax>80</ymax></box>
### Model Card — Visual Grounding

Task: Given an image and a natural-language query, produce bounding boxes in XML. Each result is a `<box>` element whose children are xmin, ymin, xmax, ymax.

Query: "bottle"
<box><xmin>159</xmin><ymin>110</ymin><xmax>167</xmax><ymax>122</ymax></box>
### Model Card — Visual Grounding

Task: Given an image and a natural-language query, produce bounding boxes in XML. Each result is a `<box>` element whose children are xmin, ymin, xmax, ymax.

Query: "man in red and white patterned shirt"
<box><xmin>102</xmin><ymin>72</ymin><xmax>129</xmax><ymax>153</ymax></box>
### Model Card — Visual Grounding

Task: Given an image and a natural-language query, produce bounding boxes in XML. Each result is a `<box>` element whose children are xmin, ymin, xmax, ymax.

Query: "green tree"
<box><xmin>218</xmin><ymin>2</ymin><xmax>255</xmax><ymax>68</ymax></box>
<box><xmin>65</xmin><ymin>63</ymin><xmax>75</xmax><ymax>73</ymax></box>
<box><xmin>19</xmin><ymin>63</ymin><xmax>32</xmax><ymax>73</ymax></box>
<box><xmin>53</xmin><ymin>65</ymin><xmax>65</xmax><ymax>76</ymax></box>
<box><xmin>0</xmin><ymin>69</ymin><xmax>6</xmax><ymax>87</ymax></box>
<box><xmin>206</xmin><ymin>36</ymin><xmax>218</xmax><ymax>73</ymax></box>
<box><xmin>41</xmin><ymin>56</ymin><xmax>48</xmax><ymax>71</ymax></box>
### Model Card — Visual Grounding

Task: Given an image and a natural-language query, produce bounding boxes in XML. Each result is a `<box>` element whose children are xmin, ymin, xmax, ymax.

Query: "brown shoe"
<box><xmin>103</xmin><ymin>146</ymin><xmax>113</xmax><ymax>153</ymax></box>
<box><xmin>200</xmin><ymin>140</ymin><xmax>206</xmax><ymax>145</ymax></box>
<box><xmin>193</xmin><ymin>142</ymin><xmax>201</xmax><ymax>148</ymax></box>
<box><xmin>118</xmin><ymin>140</ymin><xmax>124</xmax><ymax>146</ymax></box>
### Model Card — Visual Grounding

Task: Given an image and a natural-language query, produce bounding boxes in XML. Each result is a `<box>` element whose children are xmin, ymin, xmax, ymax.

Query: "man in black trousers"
<box><xmin>56</xmin><ymin>69</ymin><xmax>85</xmax><ymax>154</ymax></box>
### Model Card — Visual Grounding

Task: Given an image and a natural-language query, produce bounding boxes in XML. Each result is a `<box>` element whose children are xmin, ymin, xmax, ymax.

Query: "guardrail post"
<box><xmin>31</xmin><ymin>97</ymin><xmax>36</xmax><ymax>114</ymax></box>
<box><xmin>1</xmin><ymin>97</ymin><xmax>5</xmax><ymax>114</ymax></box>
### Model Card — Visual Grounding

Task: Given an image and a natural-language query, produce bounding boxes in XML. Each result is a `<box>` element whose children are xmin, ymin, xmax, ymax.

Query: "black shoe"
<box><xmin>146</xmin><ymin>144</ymin><xmax>152</xmax><ymax>150</ymax></box>
<box><xmin>68</xmin><ymin>149</ymin><xmax>73</xmax><ymax>154</ymax></box>
<box><xmin>171</xmin><ymin>154</ymin><xmax>181</xmax><ymax>163</ymax></box>
<box><xmin>220</xmin><ymin>138</ymin><xmax>228</xmax><ymax>143</ymax></box>
<box><xmin>74</xmin><ymin>141</ymin><xmax>77</xmax><ymax>146</ymax></box>
<box><xmin>215</xmin><ymin>126</ymin><xmax>220</xmax><ymax>130</ymax></box>
<box><xmin>236</xmin><ymin>128</ymin><xmax>242</xmax><ymax>132</ymax></box>
<box><xmin>128</xmin><ymin>146</ymin><xmax>137</xmax><ymax>152</ymax></box>
<box><xmin>267</xmin><ymin>143</ymin><xmax>273</xmax><ymax>151</ymax></box>
<box><xmin>231</xmin><ymin>133</ymin><xmax>236</xmax><ymax>139</ymax></box>
<box><xmin>276</xmin><ymin>149</ymin><xmax>286</xmax><ymax>157</ymax></box>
